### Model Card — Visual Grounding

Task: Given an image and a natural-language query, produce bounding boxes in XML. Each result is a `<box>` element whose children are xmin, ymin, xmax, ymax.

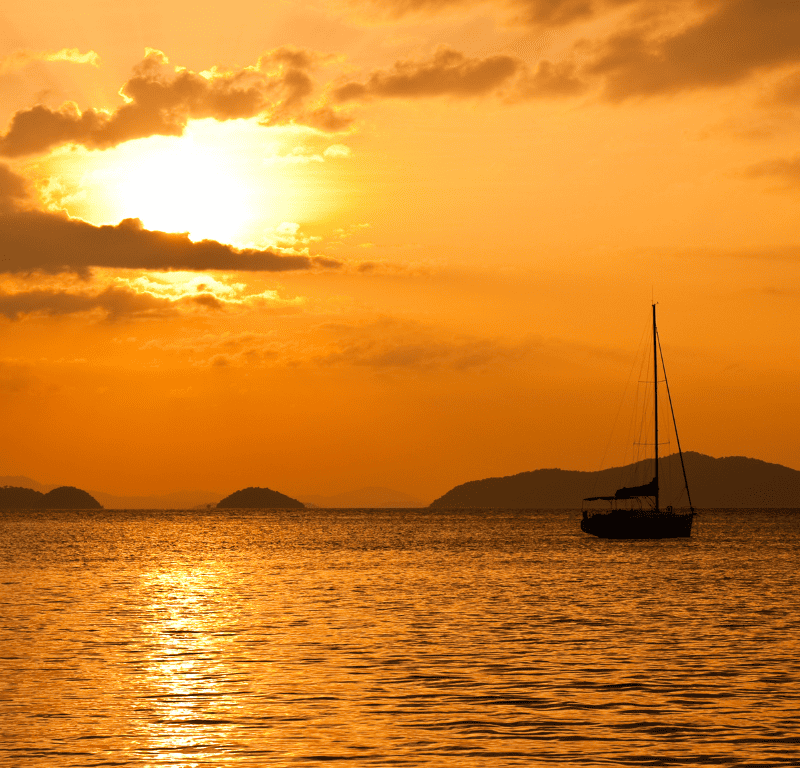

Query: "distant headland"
<box><xmin>216</xmin><ymin>487</ymin><xmax>305</xmax><ymax>509</ymax></box>
<box><xmin>0</xmin><ymin>486</ymin><xmax>103</xmax><ymax>509</ymax></box>
<box><xmin>429</xmin><ymin>452</ymin><xmax>800</xmax><ymax>509</ymax></box>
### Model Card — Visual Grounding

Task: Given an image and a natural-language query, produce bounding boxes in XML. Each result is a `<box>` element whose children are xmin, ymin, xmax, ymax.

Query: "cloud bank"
<box><xmin>0</xmin><ymin>165</ymin><xmax>342</xmax><ymax>275</ymax></box>
<box><xmin>0</xmin><ymin>48</ymin><xmax>350</xmax><ymax>158</ymax></box>
<box><xmin>4</xmin><ymin>2</ymin><xmax>792</xmax><ymax>166</ymax></box>
<box><xmin>588</xmin><ymin>0</ymin><xmax>800</xmax><ymax>99</ymax></box>
<box><xmin>355</xmin><ymin>0</ymin><xmax>631</xmax><ymax>26</ymax></box>
<box><xmin>0</xmin><ymin>286</ymin><xmax>180</xmax><ymax>321</ymax></box>
<box><xmin>0</xmin><ymin>211</ymin><xmax>342</xmax><ymax>276</ymax></box>
<box><xmin>333</xmin><ymin>47</ymin><xmax>523</xmax><ymax>101</ymax></box>
<box><xmin>351</xmin><ymin>0</ymin><xmax>800</xmax><ymax>102</ymax></box>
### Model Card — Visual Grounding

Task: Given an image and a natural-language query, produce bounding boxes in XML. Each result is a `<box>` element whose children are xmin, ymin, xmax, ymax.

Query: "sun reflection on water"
<box><xmin>135</xmin><ymin>564</ymin><xmax>251</xmax><ymax>762</ymax></box>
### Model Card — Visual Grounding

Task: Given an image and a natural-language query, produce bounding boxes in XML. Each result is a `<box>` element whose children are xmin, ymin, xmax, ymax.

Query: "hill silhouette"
<box><xmin>0</xmin><ymin>477</ymin><xmax>224</xmax><ymax>508</ymax></box>
<box><xmin>0</xmin><ymin>485</ymin><xmax>103</xmax><ymax>509</ymax></box>
<box><xmin>44</xmin><ymin>486</ymin><xmax>103</xmax><ymax>509</ymax></box>
<box><xmin>429</xmin><ymin>452</ymin><xmax>800</xmax><ymax>508</ymax></box>
<box><xmin>217</xmin><ymin>487</ymin><xmax>305</xmax><ymax>509</ymax></box>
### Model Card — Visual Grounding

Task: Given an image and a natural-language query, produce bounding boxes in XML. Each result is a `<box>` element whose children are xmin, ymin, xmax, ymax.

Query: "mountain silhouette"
<box><xmin>217</xmin><ymin>487</ymin><xmax>305</xmax><ymax>509</ymax></box>
<box><xmin>0</xmin><ymin>485</ymin><xmax>103</xmax><ymax>509</ymax></box>
<box><xmin>0</xmin><ymin>476</ymin><xmax>56</xmax><ymax>493</ymax></box>
<box><xmin>429</xmin><ymin>452</ymin><xmax>800</xmax><ymax>508</ymax></box>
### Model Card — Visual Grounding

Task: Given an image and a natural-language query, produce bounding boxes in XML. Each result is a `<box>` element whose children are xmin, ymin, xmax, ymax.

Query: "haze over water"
<box><xmin>2</xmin><ymin>508</ymin><xmax>798</xmax><ymax>766</ymax></box>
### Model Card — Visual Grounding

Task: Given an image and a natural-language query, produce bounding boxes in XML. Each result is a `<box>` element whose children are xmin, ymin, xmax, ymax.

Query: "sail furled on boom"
<box><xmin>583</xmin><ymin>477</ymin><xmax>658</xmax><ymax>502</ymax></box>
<box><xmin>614</xmin><ymin>477</ymin><xmax>657</xmax><ymax>499</ymax></box>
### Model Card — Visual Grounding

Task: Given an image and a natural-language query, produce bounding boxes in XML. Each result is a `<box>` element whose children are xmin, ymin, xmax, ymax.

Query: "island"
<box><xmin>216</xmin><ymin>487</ymin><xmax>305</xmax><ymax>509</ymax></box>
<box><xmin>429</xmin><ymin>453</ymin><xmax>800</xmax><ymax>509</ymax></box>
<box><xmin>0</xmin><ymin>485</ymin><xmax>103</xmax><ymax>509</ymax></box>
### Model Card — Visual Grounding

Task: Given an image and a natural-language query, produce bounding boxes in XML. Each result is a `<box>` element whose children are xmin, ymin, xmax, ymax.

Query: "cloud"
<box><xmin>332</xmin><ymin>46</ymin><xmax>523</xmax><ymax>101</ymax></box>
<box><xmin>742</xmin><ymin>155</ymin><xmax>800</xmax><ymax>187</ymax></box>
<box><xmin>0</xmin><ymin>271</ymin><xmax>304</xmax><ymax>321</ymax></box>
<box><xmin>588</xmin><ymin>0</ymin><xmax>800</xmax><ymax>99</ymax></box>
<box><xmin>0</xmin><ymin>168</ymin><xmax>341</xmax><ymax>276</ymax></box>
<box><xmin>0</xmin><ymin>285</ymin><xmax>179</xmax><ymax>321</ymax></box>
<box><xmin>263</xmin><ymin>142</ymin><xmax>352</xmax><ymax>166</ymax></box>
<box><xmin>324</xmin><ymin>143</ymin><xmax>352</xmax><ymax>158</ymax></box>
<box><xmin>114</xmin><ymin>272</ymin><xmax>306</xmax><ymax>311</ymax></box>
<box><xmin>512</xmin><ymin>0</ymin><xmax>610</xmax><ymax>25</ymax></box>
<box><xmin>335</xmin><ymin>1</ymin><xmax>800</xmax><ymax>102</ymax></box>
<box><xmin>0</xmin><ymin>48</ymin><xmax>350</xmax><ymax>158</ymax></box>
<box><xmin>135</xmin><ymin>316</ymin><xmax>540</xmax><ymax>371</ymax></box>
<box><xmin>352</xmin><ymin>0</ymin><xmax>618</xmax><ymax>26</ymax></box>
<box><xmin>0</xmin><ymin>164</ymin><xmax>30</xmax><ymax>214</ymax></box>
<box><xmin>0</xmin><ymin>360</ymin><xmax>49</xmax><ymax>395</ymax></box>
<box><xmin>313</xmin><ymin>317</ymin><xmax>537</xmax><ymax>370</ymax></box>
<box><xmin>142</xmin><ymin>329</ymin><xmax>289</xmax><ymax>367</ymax></box>
<box><xmin>514</xmin><ymin>59</ymin><xmax>587</xmax><ymax>98</ymax></box>
<box><xmin>264</xmin><ymin>146</ymin><xmax>326</xmax><ymax>165</ymax></box>
<box><xmin>0</xmin><ymin>48</ymin><xmax>100</xmax><ymax>74</ymax></box>
<box><xmin>0</xmin><ymin>210</ymin><xmax>343</xmax><ymax>276</ymax></box>
<box><xmin>770</xmin><ymin>69</ymin><xmax>800</xmax><ymax>104</ymax></box>
<box><xmin>330</xmin><ymin>47</ymin><xmax>589</xmax><ymax>103</ymax></box>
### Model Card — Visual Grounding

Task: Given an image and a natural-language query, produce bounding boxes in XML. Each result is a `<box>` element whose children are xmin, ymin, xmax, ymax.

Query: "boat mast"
<box><xmin>653</xmin><ymin>303</ymin><xmax>659</xmax><ymax>512</ymax></box>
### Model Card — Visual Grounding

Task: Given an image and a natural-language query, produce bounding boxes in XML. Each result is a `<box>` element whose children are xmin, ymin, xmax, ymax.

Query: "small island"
<box><xmin>216</xmin><ymin>486</ymin><xmax>305</xmax><ymax>509</ymax></box>
<box><xmin>0</xmin><ymin>486</ymin><xmax>103</xmax><ymax>509</ymax></box>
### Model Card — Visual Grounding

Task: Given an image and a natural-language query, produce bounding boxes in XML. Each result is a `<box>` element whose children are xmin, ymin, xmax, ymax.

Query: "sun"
<box><xmin>34</xmin><ymin>118</ymin><xmax>345</xmax><ymax>249</ymax></box>
<box><xmin>114</xmin><ymin>127</ymin><xmax>254</xmax><ymax>245</ymax></box>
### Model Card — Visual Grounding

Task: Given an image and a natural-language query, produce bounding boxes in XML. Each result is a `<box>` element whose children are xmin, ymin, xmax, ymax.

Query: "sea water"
<box><xmin>1</xmin><ymin>508</ymin><xmax>798</xmax><ymax>767</ymax></box>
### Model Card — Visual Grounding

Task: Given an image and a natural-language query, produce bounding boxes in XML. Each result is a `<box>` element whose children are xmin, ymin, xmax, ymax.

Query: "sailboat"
<box><xmin>581</xmin><ymin>304</ymin><xmax>695</xmax><ymax>539</ymax></box>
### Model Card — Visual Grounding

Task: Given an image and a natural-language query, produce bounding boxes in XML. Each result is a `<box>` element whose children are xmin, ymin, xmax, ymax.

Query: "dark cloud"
<box><xmin>191</xmin><ymin>292</ymin><xmax>226</xmax><ymax>310</ymax></box>
<box><xmin>298</xmin><ymin>105</ymin><xmax>355</xmax><ymax>132</ymax></box>
<box><xmin>343</xmin><ymin>1</ymin><xmax>800</xmax><ymax>101</ymax></box>
<box><xmin>0</xmin><ymin>286</ymin><xmax>177</xmax><ymax>321</ymax></box>
<box><xmin>0</xmin><ymin>48</ymin><xmax>349</xmax><ymax>158</ymax></box>
<box><xmin>589</xmin><ymin>0</ymin><xmax>800</xmax><ymax>99</ymax></box>
<box><xmin>0</xmin><ymin>163</ymin><xmax>29</xmax><ymax>213</ymax></box>
<box><xmin>332</xmin><ymin>47</ymin><xmax>523</xmax><ymax>101</ymax></box>
<box><xmin>0</xmin><ymin>210</ymin><xmax>343</xmax><ymax>276</ymax></box>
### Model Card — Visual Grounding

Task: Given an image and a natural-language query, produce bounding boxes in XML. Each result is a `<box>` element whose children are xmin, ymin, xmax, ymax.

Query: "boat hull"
<box><xmin>581</xmin><ymin>509</ymin><xmax>694</xmax><ymax>539</ymax></box>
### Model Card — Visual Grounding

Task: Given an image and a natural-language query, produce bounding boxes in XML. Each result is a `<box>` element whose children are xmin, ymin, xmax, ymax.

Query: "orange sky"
<box><xmin>1</xmin><ymin>0</ymin><xmax>798</xmax><ymax>501</ymax></box>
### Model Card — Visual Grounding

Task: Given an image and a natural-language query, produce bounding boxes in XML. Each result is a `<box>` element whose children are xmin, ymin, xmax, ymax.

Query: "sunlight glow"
<box><xmin>115</xmin><ymin>131</ymin><xmax>252</xmax><ymax>244</ymax></box>
<box><xmin>33</xmin><ymin>119</ymin><xmax>347</xmax><ymax>249</ymax></box>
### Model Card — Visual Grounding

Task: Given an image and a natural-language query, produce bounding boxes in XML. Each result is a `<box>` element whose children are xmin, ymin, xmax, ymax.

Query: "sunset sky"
<box><xmin>1</xmin><ymin>0</ymin><xmax>798</xmax><ymax>502</ymax></box>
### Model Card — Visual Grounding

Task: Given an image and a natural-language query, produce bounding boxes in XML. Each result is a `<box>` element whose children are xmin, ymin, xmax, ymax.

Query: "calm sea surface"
<box><xmin>1</xmin><ymin>509</ymin><xmax>798</xmax><ymax>767</ymax></box>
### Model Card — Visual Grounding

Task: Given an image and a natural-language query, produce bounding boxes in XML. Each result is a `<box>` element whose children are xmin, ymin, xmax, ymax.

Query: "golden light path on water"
<box><xmin>136</xmin><ymin>566</ymin><xmax>244</xmax><ymax>762</ymax></box>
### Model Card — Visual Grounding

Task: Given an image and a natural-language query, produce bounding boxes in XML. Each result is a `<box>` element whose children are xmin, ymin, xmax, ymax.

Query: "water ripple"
<box><xmin>1</xmin><ymin>509</ymin><xmax>798</xmax><ymax>766</ymax></box>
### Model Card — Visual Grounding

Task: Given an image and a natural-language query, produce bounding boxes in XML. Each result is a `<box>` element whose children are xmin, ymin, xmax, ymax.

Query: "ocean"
<box><xmin>1</xmin><ymin>508</ymin><xmax>797</xmax><ymax>766</ymax></box>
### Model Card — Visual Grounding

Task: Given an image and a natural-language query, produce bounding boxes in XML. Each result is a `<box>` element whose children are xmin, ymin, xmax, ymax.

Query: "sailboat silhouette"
<box><xmin>581</xmin><ymin>304</ymin><xmax>695</xmax><ymax>538</ymax></box>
